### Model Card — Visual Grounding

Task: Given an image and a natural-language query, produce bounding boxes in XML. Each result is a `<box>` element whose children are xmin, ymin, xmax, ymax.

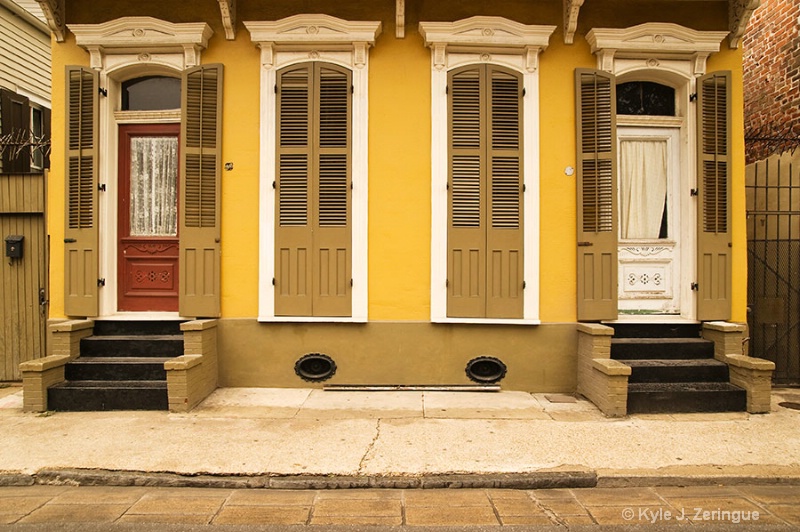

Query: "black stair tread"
<box><xmin>92</xmin><ymin>320</ymin><xmax>185</xmax><ymax>336</ymax></box>
<box><xmin>84</xmin><ymin>334</ymin><xmax>183</xmax><ymax>341</ymax></box>
<box><xmin>612</xmin><ymin>337</ymin><xmax>712</xmax><ymax>346</ymax></box>
<box><xmin>68</xmin><ymin>357</ymin><xmax>173</xmax><ymax>364</ymax></box>
<box><xmin>628</xmin><ymin>382</ymin><xmax>744</xmax><ymax>393</ymax></box>
<box><xmin>624</xmin><ymin>359</ymin><xmax>727</xmax><ymax>368</ymax></box>
<box><xmin>50</xmin><ymin>380</ymin><xmax>167</xmax><ymax>389</ymax></box>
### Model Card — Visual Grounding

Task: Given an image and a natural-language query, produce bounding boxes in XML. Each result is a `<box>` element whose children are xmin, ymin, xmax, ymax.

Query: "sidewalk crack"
<box><xmin>358</xmin><ymin>418</ymin><xmax>382</xmax><ymax>473</ymax></box>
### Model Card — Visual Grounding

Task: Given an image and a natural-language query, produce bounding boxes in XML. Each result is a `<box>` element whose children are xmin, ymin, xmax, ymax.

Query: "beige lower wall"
<box><xmin>216</xmin><ymin>320</ymin><xmax>578</xmax><ymax>392</ymax></box>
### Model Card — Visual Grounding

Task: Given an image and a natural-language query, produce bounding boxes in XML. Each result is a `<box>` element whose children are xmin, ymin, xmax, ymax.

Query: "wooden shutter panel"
<box><xmin>1</xmin><ymin>88</ymin><xmax>31</xmax><ymax>173</ymax></box>
<box><xmin>487</xmin><ymin>66</ymin><xmax>523</xmax><ymax>318</ymax></box>
<box><xmin>180</xmin><ymin>64</ymin><xmax>222</xmax><ymax>318</ymax></box>
<box><xmin>576</xmin><ymin>68</ymin><xmax>618</xmax><ymax>321</ymax></box>
<box><xmin>64</xmin><ymin>66</ymin><xmax>99</xmax><ymax>317</ymax></box>
<box><xmin>448</xmin><ymin>66</ymin><xmax>486</xmax><ymax>317</ymax></box>
<box><xmin>696</xmin><ymin>71</ymin><xmax>732</xmax><ymax>320</ymax></box>
<box><xmin>275</xmin><ymin>62</ymin><xmax>352</xmax><ymax>317</ymax></box>
<box><xmin>276</xmin><ymin>64</ymin><xmax>313</xmax><ymax>316</ymax></box>
<box><xmin>313</xmin><ymin>64</ymin><xmax>352</xmax><ymax>317</ymax></box>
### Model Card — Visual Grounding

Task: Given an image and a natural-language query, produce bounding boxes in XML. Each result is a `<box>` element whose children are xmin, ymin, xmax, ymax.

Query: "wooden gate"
<box><xmin>0</xmin><ymin>172</ymin><xmax>47</xmax><ymax>380</ymax></box>
<box><xmin>746</xmin><ymin>152</ymin><xmax>800</xmax><ymax>384</ymax></box>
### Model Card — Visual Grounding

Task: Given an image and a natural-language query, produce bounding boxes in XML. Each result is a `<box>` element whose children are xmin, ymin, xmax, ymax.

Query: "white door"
<box><xmin>617</xmin><ymin>127</ymin><xmax>683</xmax><ymax>315</ymax></box>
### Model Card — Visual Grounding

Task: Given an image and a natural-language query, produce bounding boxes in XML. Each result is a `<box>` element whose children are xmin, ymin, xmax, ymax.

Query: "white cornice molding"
<box><xmin>563</xmin><ymin>0</ymin><xmax>584</xmax><ymax>45</ymax></box>
<box><xmin>35</xmin><ymin>0</ymin><xmax>65</xmax><ymax>42</ymax></box>
<box><xmin>729</xmin><ymin>0</ymin><xmax>760</xmax><ymax>49</ymax></box>
<box><xmin>586</xmin><ymin>23</ymin><xmax>728</xmax><ymax>75</ymax></box>
<box><xmin>419</xmin><ymin>16</ymin><xmax>556</xmax><ymax>72</ymax></box>
<box><xmin>69</xmin><ymin>17</ymin><xmax>213</xmax><ymax>70</ymax></box>
<box><xmin>244</xmin><ymin>15</ymin><xmax>382</xmax><ymax>69</ymax></box>
<box><xmin>218</xmin><ymin>0</ymin><xmax>236</xmax><ymax>40</ymax></box>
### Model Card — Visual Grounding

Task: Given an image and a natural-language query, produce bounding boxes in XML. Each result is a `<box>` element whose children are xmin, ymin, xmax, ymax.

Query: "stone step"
<box><xmin>80</xmin><ymin>335</ymin><xmax>184</xmax><ymax>358</ymax></box>
<box><xmin>47</xmin><ymin>381</ymin><xmax>168</xmax><ymax>411</ymax></box>
<box><xmin>624</xmin><ymin>358</ymin><xmax>730</xmax><ymax>383</ymax></box>
<box><xmin>608</xmin><ymin>322</ymin><xmax>702</xmax><ymax>339</ymax></box>
<box><xmin>64</xmin><ymin>357</ymin><xmax>170</xmax><ymax>381</ymax></box>
<box><xmin>92</xmin><ymin>320</ymin><xmax>185</xmax><ymax>337</ymax></box>
<box><xmin>627</xmin><ymin>382</ymin><xmax>747</xmax><ymax>414</ymax></box>
<box><xmin>611</xmin><ymin>338</ymin><xmax>715</xmax><ymax>360</ymax></box>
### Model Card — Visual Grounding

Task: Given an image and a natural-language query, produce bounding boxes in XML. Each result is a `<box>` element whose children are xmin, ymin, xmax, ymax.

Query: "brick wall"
<box><xmin>743</xmin><ymin>0</ymin><xmax>800</xmax><ymax>163</ymax></box>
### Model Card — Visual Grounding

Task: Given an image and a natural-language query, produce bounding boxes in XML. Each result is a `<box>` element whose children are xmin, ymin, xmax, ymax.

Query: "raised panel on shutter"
<box><xmin>64</xmin><ymin>66</ymin><xmax>99</xmax><ymax>317</ymax></box>
<box><xmin>276</xmin><ymin>64</ymin><xmax>313</xmax><ymax>316</ymax></box>
<box><xmin>697</xmin><ymin>71</ymin><xmax>732</xmax><ymax>320</ymax></box>
<box><xmin>313</xmin><ymin>64</ymin><xmax>351</xmax><ymax>317</ymax></box>
<box><xmin>180</xmin><ymin>64</ymin><xmax>222</xmax><ymax>318</ymax></box>
<box><xmin>576</xmin><ymin>68</ymin><xmax>617</xmax><ymax>321</ymax></box>
<box><xmin>448</xmin><ymin>66</ymin><xmax>486</xmax><ymax>318</ymax></box>
<box><xmin>487</xmin><ymin>66</ymin><xmax>523</xmax><ymax>318</ymax></box>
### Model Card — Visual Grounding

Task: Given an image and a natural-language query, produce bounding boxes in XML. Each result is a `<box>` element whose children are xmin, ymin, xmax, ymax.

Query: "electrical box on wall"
<box><xmin>5</xmin><ymin>235</ymin><xmax>23</xmax><ymax>259</ymax></box>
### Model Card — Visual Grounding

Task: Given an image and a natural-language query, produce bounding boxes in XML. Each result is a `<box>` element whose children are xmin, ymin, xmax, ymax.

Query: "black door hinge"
<box><xmin>274</xmin><ymin>84</ymin><xmax>278</xmax><ymax>94</ymax></box>
<box><xmin>691</xmin><ymin>282</ymin><xmax>699</xmax><ymax>291</ymax></box>
<box><xmin>522</xmin><ymin>88</ymin><xmax>526</xmax><ymax>97</ymax></box>
<box><xmin>351</xmin><ymin>85</ymin><xmax>354</xmax><ymax>94</ymax></box>
<box><xmin>99</xmin><ymin>87</ymin><xmax>108</xmax><ymax>97</ymax></box>
<box><xmin>523</xmin><ymin>281</ymin><xmax>526</xmax><ymax>289</ymax></box>
<box><xmin>690</xmin><ymin>188</ymin><xmax>698</xmax><ymax>196</ymax></box>
<box><xmin>98</xmin><ymin>183</ymin><xmax>106</xmax><ymax>192</ymax></box>
<box><xmin>97</xmin><ymin>278</ymin><xmax>106</xmax><ymax>287</ymax></box>
<box><xmin>272</xmin><ymin>278</ymin><xmax>276</xmax><ymax>286</ymax></box>
<box><xmin>689</xmin><ymin>93</ymin><xmax>697</xmax><ymax>102</ymax></box>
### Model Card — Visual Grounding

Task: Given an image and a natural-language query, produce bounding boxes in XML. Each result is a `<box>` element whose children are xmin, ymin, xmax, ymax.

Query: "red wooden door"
<box><xmin>118</xmin><ymin>124</ymin><xmax>180</xmax><ymax>311</ymax></box>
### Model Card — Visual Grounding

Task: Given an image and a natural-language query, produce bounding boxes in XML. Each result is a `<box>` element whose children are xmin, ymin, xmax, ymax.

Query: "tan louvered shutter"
<box><xmin>447</xmin><ymin>65</ymin><xmax>523</xmax><ymax>319</ymax></box>
<box><xmin>487</xmin><ymin>67</ymin><xmax>523</xmax><ymax>318</ymax></box>
<box><xmin>696</xmin><ymin>71</ymin><xmax>732</xmax><ymax>320</ymax></box>
<box><xmin>275</xmin><ymin>63</ymin><xmax>351</xmax><ymax>317</ymax></box>
<box><xmin>180</xmin><ymin>64</ymin><xmax>222</xmax><ymax>318</ymax></box>
<box><xmin>1</xmin><ymin>88</ymin><xmax>31</xmax><ymax>173</ymax></box>
<box><xmin>575</xmin><ymin>68</ymin><xmax>617</xmax><ymax>321</ymax></box>
<box><xmin>64</xmin><ymin>66</ymin><xmax>99</xmax><ymax>317</ymax></box>
<box><xmin>448</xmin><ymin>66</ymin><xmax>486</xmax><ymax>317</ymax></box>
<box><xmin>313</xmin><ymin>64</ymin><xmax>352</xmax><ymax>316</ymax></box>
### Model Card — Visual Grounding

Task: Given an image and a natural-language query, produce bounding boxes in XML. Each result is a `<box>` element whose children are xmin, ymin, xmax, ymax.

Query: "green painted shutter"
<box><xmin>64</xmin><ymin>66</ymin><xmax>99</xmax><ymax>317</ymax></box>
<box><xmin>447</xmin><ymin>65</ymin><xmax>523</xmax><ymax>319</ymax></box>
<box><xmin>696</xmin><ymin>71</ymin><xmax>732</xmax><ymax>321</ymax></box>
<box><xmin>1</xmin><ymin>88</ymin><xmax>31</xmax><ymax>173</ymax></box>
<box><xmin>275</xmin><ymin>62</ymin><xmax>352</xmax><ymax>317</ymax></box>
<box><xmin>180</xmin><ymin>64</ymin><xmax>223</xmax><ymax>318</ymax></box>
<box><xmin>575</xmin><ymin>68</ymin><xmax>617</xmax><ymax>321</ymax></box>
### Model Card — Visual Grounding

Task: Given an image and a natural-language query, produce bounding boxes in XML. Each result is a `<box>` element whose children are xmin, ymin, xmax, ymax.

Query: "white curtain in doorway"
<box><xmin>129</xmin><ymin>136</ymin><xmax>178</xmax><ymax>237</ymax></box>
<box><xmin>619</xmin><ymin>139</ymin><xmax>667</xmax><ymax>239</ymax></box>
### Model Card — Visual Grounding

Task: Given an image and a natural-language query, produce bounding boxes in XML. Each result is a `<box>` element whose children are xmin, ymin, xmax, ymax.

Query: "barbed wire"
<box><xmin>0</xmin><ymin>129</ymin><xmax>51</xmax><ymax>162</ymax></box>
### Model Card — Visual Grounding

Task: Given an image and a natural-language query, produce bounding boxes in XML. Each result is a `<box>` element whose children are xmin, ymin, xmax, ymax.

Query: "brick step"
<box><xmin>627</xmin><ymin>382</ymin><xmax>747</xmax><ymax>414</ymax></box>
<box><xmin>624</xmin><ymin>358</ymin><xmax>730</xmax><ymax>383</ymax></box>
<box><xmin>65</xmin><ymin>357</ymin><xmax>171</xmax><ymax>381</ymax></box>
<box><xmin>608</xmin><ymin>322</ymin><xmax>702</xmax><ymax>339</ymax></box>
<box><xmin>80</xmin><ymin>335</ymin><xmax>184</xmax><ymax>358</ymax></box>
<box><xmin>47</xmin><ymin>381</ymin><xmax>168</xmax><ymax>411</ymax></box>
<box><xmin>611</xmin><ymin>338</ymin><xmax>715</xmax><ymax>360</ymax></box>
<box><xmin>92</xmin><ymin>320</ymin><xmax>184</xmax><ymax>336</ymax></box>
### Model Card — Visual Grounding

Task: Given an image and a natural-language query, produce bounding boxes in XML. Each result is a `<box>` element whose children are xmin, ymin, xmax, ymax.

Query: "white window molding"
<box><xmin>419</xmin><ymin>16</ymin><xmax>555</xmax><ymax>324</ymax></box>
<box><xmin>69</xmin><ymin>17</ymin><xmax>213</xmax><ymax>72</ymax></box>
<box><xmin>69</xmin><ymin>17</ymin><xmax>210</xmax><ymax>318</ymax></box>
<box><xmin>245</xmin><ymin>15</ymin><xmax>381</xmax><ymax>323</ymax></box>
<box><xmin>586</xmin><ymin>23</ymin><xmax>728</xmax><ymax>77</ymax></box>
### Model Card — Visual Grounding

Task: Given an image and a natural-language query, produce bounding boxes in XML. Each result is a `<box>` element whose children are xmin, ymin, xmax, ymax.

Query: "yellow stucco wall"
<box><xmin>47</xmin><ymin>2</ymin><xmax>745</xmax><ymax>325</ymax></box>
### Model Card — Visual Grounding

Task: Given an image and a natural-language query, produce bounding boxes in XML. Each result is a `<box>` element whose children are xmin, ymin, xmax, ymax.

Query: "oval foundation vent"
<box><xmin>465</xmin><ymin>356</ymin><xmax>507</xmax><ymax>384</ymax></box>
<box><xmin>295</xmin><ymin>353</ymin><xmax>337</xmax><ymax>382</ymax></box>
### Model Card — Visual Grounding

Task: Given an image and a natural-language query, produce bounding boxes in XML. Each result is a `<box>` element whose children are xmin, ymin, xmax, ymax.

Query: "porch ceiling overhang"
<box><xmin>41</xmin><ymin>0</ymin><xmax>758</xmax><ymax>49</ymax></box>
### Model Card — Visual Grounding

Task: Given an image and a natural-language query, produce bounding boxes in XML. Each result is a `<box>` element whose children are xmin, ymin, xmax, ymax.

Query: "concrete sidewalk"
<box><xmin>0</xmin><ymin>385</ymin><xmax>799</xmax><ymax>488</ymax></box>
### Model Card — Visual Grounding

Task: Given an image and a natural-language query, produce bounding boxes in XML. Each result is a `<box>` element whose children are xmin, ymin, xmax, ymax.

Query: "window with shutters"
<box><xmin>246</xmin><ymin>15</ymin><xmax>380</xmax><ymax>322</ymax></box>
<box><xmin>420</xmin><ymin>17</ymin><xmax>555</xmax><ymax>324</ymax></box>
<box><xmin>448</xmin><ymin>65</ymin><xmax>524</xmax><ymax>319</ymax></box>
<box><xmin>275</xmin><ymin>62</ymin><xmax>352</xmax><ymax>317</ymax></box>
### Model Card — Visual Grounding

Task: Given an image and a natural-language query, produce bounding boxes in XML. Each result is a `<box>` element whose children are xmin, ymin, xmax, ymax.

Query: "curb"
<box><xmin>1</xmin><ymin>469</ymin><xmax>597</xmax><ymax>490</ymax></box>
